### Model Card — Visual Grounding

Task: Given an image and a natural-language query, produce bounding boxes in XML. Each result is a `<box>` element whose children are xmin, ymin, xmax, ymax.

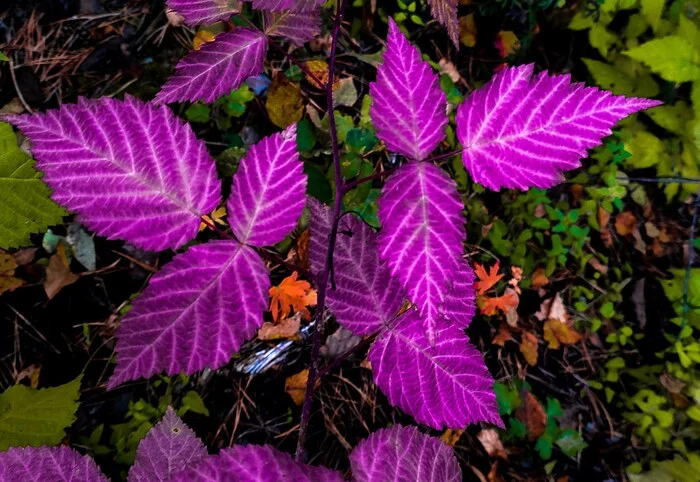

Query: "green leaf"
<box><xmin>555</xmin><ymin>429</ymin><xmax>588</xmax><ymax>457</ymax></box>
<box><xmin>0</xmin><ymin>376</ymin><xmax>81</xmax><ymax>450</ymax></box>
<box><xmin>185</xmin><ymin>103</ymin><xmax>211</xmax><ymax>123</ymax></box>
<box><xmin>624</xmin><ymin>130</ymin><xmax>666</xmax><ymax>169</ymax></box>
<box><xmin>296</xmin><ymin>118</ymin><xmax>317</xmax><ymax>152</ymax></box>
<box><xmin>0</xmin><ymin>123</ymin><xmax>66</xmax><ymax>249</ymax></box>
<box><xmin>178</xmin><ymin>390</ymin><xmax>209</xmax><ymax>416</ymax></box>
<box><xmin>0</xmin><ymin>52</ymin><xmax>8</xmax><ymax>62</ymax></box>
<box><xmin>640</xmin><ymin>0</ymin><xmax>664</xmax><ymax>32</ymax></box>
<box><xmin>589</xmin><ymin>24</ymin><xmax>617</xmax><ymax>57</ymax></box>
<box><xmin>583</xmin><ymin>58</ymin><xmax>635</xmax><ymax>96</ymax></box>
<box><xmin>624</xmin><ymin>36</ymin><xmax>700</xmax><ymax>83</ymax></box>
<box><xmin>646</xmin><ymin>102</ymin><xmax>692</xmax><ymax>136</ymax></box>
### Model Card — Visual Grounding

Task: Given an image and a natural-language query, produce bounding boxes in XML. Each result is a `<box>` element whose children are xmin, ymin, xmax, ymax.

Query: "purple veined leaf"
<box><xmin>439</xmin><ymin>260</ymin><xmax>476</xmax><ymax>328</ymax></box>
<box><xmin>108</xmin><ymin>240</ymin><xmax>268</xmax><ymax>388</ymax></box>
<box><xmin>3</xmin><ymin>97</ymin><xmax>221</xmax><ymax>252</ymax></box>
<box><xmin>171</xmin><ymin>444</ymin><xmax>344</xmax><ymax>482</ymax></box>
<box><xmin>0</xmin><ymin>446</ymin><xmax>108</xmax><ymax>482</ymax></box>
<box><xmin>426</xmin><ymin>0</ymin><xmax>459</xmax><ymax>47</ymax></box>
<box><xmin>226</xmin><ymin>125</ymin><xmax>306</xmax><ymax>247</ymax></box>
<box><xmin>128</xmin><ymin>407</ymin><xmax>208</xmax><ymax>482</ymax></box>
<box><xmin>377</xmin><ymin>161</ymin><xmax>465</xmax><ymax>341</ymax></box>
<box><xmin>251</xmin><ymin>0</ymin><xmax>323</xmax><ymax>11</ymax></box>
<box><xmin>308</xmin><ymin>198</ymin><xmax>405</xmax><ymax>336</ymax></box>
<box><xmin>350</xmin><ymin>425</ymin><xmax>461</xmax><ymax>482</ymax></box>
<box><xmin>155</xmin><ymin>27</ymin><xmax>268</xmax><ymax>104</ymax></box>
<box><xmin>166</xmin><ymin>0</ymin><xmax>240</xmax><ymax>26</ymax></box>
<box><xmin>370</xmin><ymin>18</ymin><xmax>448</xmax><ymax>161</ymax></box>
<box><xmin>456</xmin><ymin>63</ymin><xmax>662</xmax><ymax>191</ymax></box>
<box><xmin>369</xmin><ymin>311</ymin><xmax>502</xmax><ymax>429</ymax></box>
<box><xmin>263</xmin><ymin>9</ymin><xmax>322</xmax><ymax>46</ymax></box>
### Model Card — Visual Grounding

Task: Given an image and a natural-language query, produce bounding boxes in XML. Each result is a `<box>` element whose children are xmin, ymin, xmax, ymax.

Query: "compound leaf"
<box><xmin>369</xmin><ymin>312</ymin><xmax>501</xmax><ymax>429</ymax></box>
<box><xmin>129</xmin><ymin>408</ymin><xmax>207</xmax><ymax>482</ymax></box>
<box><xmin>0</xmin><ymin>122</ymin><xmax>65</xmax><ymax>249</ymax></box>
<box><xmin>4</xmin><ymin>98</ymin><xmax>221</xmax><ymax>251</ymax></box>
<box><xmin>0</xmin><ymin>446</ymin><xmax>107</xmax><ymax>481</ymax></box>
<box><xmin>171</xmin><ymin>444</ymin><xmax>344</xmax><ymax>481</ymax></box>
<box><xmin>308</xmin><ymin>198</ymin><xmax>405</xmax><ymax>335</ymax></box>
<box><xmin>155</xmin><ymin>27</ymin><xmax>268</xmax><ymax>104</ymax></box>
<box><xmin>0</xmin><ymin>376</ymin><xmax>81</xmax><ymax>450</ymax></box>
<box><xmin>227</xmin><ymin>125</ymin><xmax>306</xmax><ymax>246</ymax></box>
<box><xmin>109</xmin><ymin>240</ymin><xmax>268</xmax><ymax>388</ymax></box>
<box><xmin>350</xmin><ymin>425</ymin><xmax>462</xmax><ymax>482</ymax></box>
<box><xmin>456</xmin><ymin>64</ymin><xmax>661</xmax><ymax>190</ymax></box>
<box><xmin>370</xmin><ymin>19</ymin><xmax>447</xmax><ymax>161</ymax></box>
<box><xmin>378</xmin><ymin>162</ymin><xmax>465</xmax><ymax>339</ymax></box>
<box><xmin>426</xmin><ymin>0</ymin><xmax>459</xmax><ymax>47</ymax></box>
<box><xmin>166</xmin><ymin>0</ymin><xmax>240</xmax><ymax>25</ymax></box>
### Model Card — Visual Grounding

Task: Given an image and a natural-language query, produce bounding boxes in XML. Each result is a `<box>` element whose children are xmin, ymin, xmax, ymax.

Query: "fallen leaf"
<box><xmin>266</xmin><ymin>78</ymin><xmax>304</xmax><ymax>129</ymax></box>
<box><xmin>515</xmin><ymin>391</ymin><xmax>546</xmax><ymax>440</ymax></box>
<box><xmin>14</xmin><ymin>364</ymin><xmax>40</xmax><ymax>388</ymax></box>
<box><xmin>508</xmin><ymin>266</ymin><xmax>523</xmax><ymax>292</ymax></box>
<box><xmin>13</xmin><ymin>248</ymin><xmax>37</xmax><ymax>266</ymax></box>
<box><xmin>285</xmin><ymin>369</ymin><xmax>314</xmax><ymax>406</ymax></box>
<box><xmin>659</xmin><ymin>372</ymin><xmax>686</xmax><ymax>394</ymax></box>
<box><xmin>495</xmin><ymin>31</ymin><xmax>520</xmax><ymax>58</ymax></box>
<box><xmin>0</xmin><ymin>251</ymin><xmax>23</xmax><ymax>295</ymax></box>
<box><xmin>588</xmin><ymin>256</ymin><xmax>608</xmax><ymax>275</ymax></box>
<box><xmin>304</xmin><ymin>59</ymin><xmax>330</xmax><ymax>85</ymax></box>
<box><xmin>535</xmin><ymin>292</ymin><xmax>570</xmax><ymax>325</ymax></box>
<box><xmin>520</xmin><ymin>332</ymin><xmax>538</xmax><ymax>366</ymax></box>
<box><xmin>543</xmin><ymin>319</ymin><xmax>582</xmax><ymax>349</ymax></box>
<box><xmin>481</xmin><ymin>287</ymin><xmax>519</xmax><ymax>326</ymax></box>
<box><xmin>296</xmin><ymin>229</ymin><xmax>310</xmax><ymax>269</ymax></box>
<box><xmin>477</xmin><ymin>428</ymin><xmax>507</xmax><ymax>459</ymax></box>
<box><xmin>199</xmin><ymin>206</ymin><xmax>228</xmax><ymax>232</ymax></box>
<box><xmin>257</xmin><ymin>312</ymin><xmax>302</xmax><ymax>341</ymax></box>
<box><xmin>193</xmin><ymin>29</ymin><xmax>216</xmax><ymax>50</ymax></box>
<box><xmin>438</xmin><ymin>58</ymin><xmax>462</xmax><ymax>84</ymax></box>
<box><xmin>44</xmin><ymin>243</ymin><xmax>78</xmax><ymax>300</ymax></box>
<box><xmin>474</xmin><ymin>262</ymin><xmax>503</xmax><ymax>295</ymax></box>
<box><xmin>440</xmin><ymin>429</ymin><xmax>464</xmax><ymax>447</ymax></box>
<box><xmin>598</xmin><ymin>206</ymin><xmax>612</xmax><ymax>247</ymax></box>
<box><xmin>269</xmin><ymin>272</ymin><xmax>316</xmax><ymax>322</ymax></box>
<box><xmin>320</xmin><ymin>326</ymin><xmax>361</xmax><ymax>359</ymax></box>
<box><xmin>492</xmin><ymin>324</ymin><xmax>513</xmax><ymax>346</ymax></box>
<box><xmin>459</xmin><ymin>14</ymin><xmax>477</xmax><ymax>47</ymax></box>
<box><xmin>332</xmin><ymin>77</ymin><xmax>358</xmax><ymax>107</ymax></box>
<box><xmin>531</xmin><ymin>268</ymin><xmax>549</xmax><ymax>288</ymax></box>
<box><xmin>615</xmin><ymin>211</ymin><xmax>637</xmax><ymax>236</ymax></box>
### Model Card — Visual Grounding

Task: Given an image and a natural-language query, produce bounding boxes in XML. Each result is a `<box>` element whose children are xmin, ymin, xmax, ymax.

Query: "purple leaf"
<box><xmin>4</xmin><ymin>97</ymin><xmax>221</xmax><ymax>252</ymax></box>
<box><xmin>129</xmin><ymin>408</ymin><xmax>207</xmax><ymax>482</ymax></box>
<box><xmin>370</xmin><ymin>19</ymin><xmax>447</xmax><ymax>161</ymax></box>
<box><xmin>108</xmin><ymin>240</ymin><xmax>268</xmax><ymax>388</ymax></box>
<box><xmin>251</xmin><ymin>0</ymin><xmax>323</xmax><ymax>11</ymax></box>
<box><xmin>155</xmin><ymin>27</ymin><xmax>268</xmax><ymax>104</ymax></box>
<box><xmin>263</xmin><ymin>10</ymin><xmax>322</xmax><ymax>46</ymax></box>
<box><xmin>426</xmin><ymin>0</ymin><xmax>459</xmax><ymax>47</ymax></box>
<box><xmin>377</xmin><ymin>162</ymin><xmax>465</xmax><ymax>340</ymax></box>
<box><xmin>456</xmin><ymin>64</ymin><xmax>662</xmax><ymax>191</ymax></box>
<box><xmin>0</xmin><ymin>446</ymin><xmax>108</xmax><ymax>482</ymax></box>
<box><xmin>308</xmin><ymin>198</ymin><xmax>405</xmax><ymax>335</ymax></box>
<box><xmin>350</xmin><ymin>425</ymin><xmax>461</xmax><ymax>482</ymax></box>
<box><xmin>166</xmin><ymin>0</ymin><xmax>240</xmax><ymax>26</ymax></box>
<box><xmin>227</xmin><ymin>125</ymin><xmax>306</xmax><ymax>247</ymax></box>
<box><xmin>171</xmin><ymin>444</ymin><xmax>344</xmax><ymax>481</ymax></box>
<box><xmin>369</xmin><ymin>312</ymin><xmax>502</xmax><ymax>429</ymax></box>
<box><xmin>439</xmin><ymin>261</ymin><xmax>476</xmax><ymax>328</ymax></box>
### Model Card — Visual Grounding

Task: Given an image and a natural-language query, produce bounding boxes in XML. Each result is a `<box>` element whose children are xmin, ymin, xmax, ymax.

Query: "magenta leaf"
<box><xmin>0</xmin><ymin>446</ymin><xmax>108</xmax><ymax>482</ymax></box>
<box><xmin>227</xmin><ymin>125</ymin><xmax>306</xmax><ymax>247</ymax></box>
<box><xmin>108</xmin><ymin>240</ymin><xmax>268</xmax><ymax>388</ymax></box>
<box><xmin>166</xmin><ymin>0</ymin><xmax>240</xmax><ymax>26</ymax></box>
<box><xmin>171</xmin><ymin>444</ymin><xmax>344</xmax><ymax>481</ymax></box>
<box><xmin>377</xmin><ymin>162</ymin><xmax>465</xmax><ymax>340</ymax></box>
<box><xmin>128</xmin><ymin>408</ymin><xmax>207</xmax><ymax>482</ymax></box>
<box><xmin>4</xmin><ymin>97</ymin><xmax>221</xmax><ymax>251</ymax></box>
<box><xmin>370</xmin><ymin>18</ymin><xmax>447</xmax><ymax>161</ymax></box>
<box><xmin>426</xmin><ymin>1</ymin><xmax>459</xmax><ymax>47</ymax></box>
<box><xmin>369</xmin><ymin>312</ymin><xmax>502</xmax><ymax>429</ymax></box>
<box><xmin>308</xmin><ymin>198</ymin><xmax>405</xmax><ymax>335</ymax></box>
<box><xmin>263</xmin><ymin>10</ymin><xmax>322</xmax><ymax>46</ymax></box>
<box><xmin>439</xmin><ymin>261</ymin><xmax>476</xmax><ymax>328</ymax></box>
<box><xmin>251</xmin><ymin>0</ymin><xmax>323</xmax><ymax>11</ymax></box>
<box><xmin>350</xmin><ymin>425</ymin><xmax>461</xmax><ymax>482</ymax></box>
<box><xmin>456</xmin><ymin>64</ymin><xmax>662</xmax><ymax>191</ymax></box>
<box><xmin>155</xmin><ymin>27</ymin><xmax>268</xmax><ymax>104</ymax></box>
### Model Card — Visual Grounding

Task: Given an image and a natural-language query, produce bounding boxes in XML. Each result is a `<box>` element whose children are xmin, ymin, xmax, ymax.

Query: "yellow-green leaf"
<box><xmin>624</xmin><ymin>36</ymin><xmax>700</xmax><ymax>83</ymax></box>
<box><xmin>0</xmin><ymin>376</ymin><xmax>81</xmax><ymax>450</ymax></box>
<box><xmin>0</xmin><ymin>123</ymin><xmax>66</xmax><ymax>249</ymax></box>
<box><xmin>583</xmin><ymin>58</ymin><xmax>635</xmax><ymax>95</ymax></box>
<box><xmin>624</xmin><ymin>130</ymin><xmax>666</xmax><ymax>169</ymax></box>
<box><xmin>646</xmin><ymin>102</ymin><xmax>692</xmax><ymax>136</ymax></box>
<box><xmin>589</xmin><ymin>24</ymin><xmax>617</xmax><ymax>57</ymax></box>
<box><xmin>640</xmin><ymin>0</ymin><xmax>664</xmax><ymax>32</ymax></box>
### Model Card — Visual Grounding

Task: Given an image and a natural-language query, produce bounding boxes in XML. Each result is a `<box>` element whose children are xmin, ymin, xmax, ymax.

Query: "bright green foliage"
<box><xmin>0</xmin><ymin>376</ymin><xmax>81</xmax><ymax>450</ymax></box>
<box><xmin>624</xmin><ymin>36</ymin><xmax>700</xmax><ymax>82</ymax></box>
<box><xmin>0</xmin><ymin>122</ymin><xmax>66</xmax><ymax>249</ymax></box>
<box><xmin>629</xmin><ymin>454</ymin><xmax>700</xmax><ymax>482</ymax></box>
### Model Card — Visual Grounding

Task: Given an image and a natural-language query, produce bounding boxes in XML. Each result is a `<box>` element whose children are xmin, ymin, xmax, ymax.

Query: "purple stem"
<box><xmin>295</xmin><ymin>0</ymin><xmax>347</xmax><ymax>461</ymax></box>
